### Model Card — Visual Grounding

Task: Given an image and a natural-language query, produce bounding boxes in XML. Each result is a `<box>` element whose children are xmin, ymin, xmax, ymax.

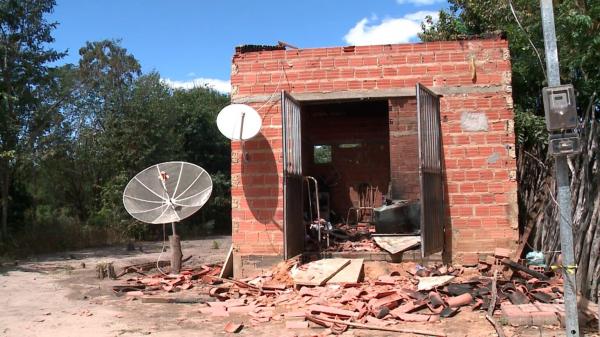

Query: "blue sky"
<box><xmin>50</xmin><ymin>0</ymin><xmax>448</xmax><ymax>93</ymax></box>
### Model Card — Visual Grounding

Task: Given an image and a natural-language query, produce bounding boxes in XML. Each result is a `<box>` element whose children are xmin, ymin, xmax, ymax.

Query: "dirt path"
<box><xmin>0</xmin><ymin>236</ymin><xmax>231</xmax><ymax>337</ymax></box>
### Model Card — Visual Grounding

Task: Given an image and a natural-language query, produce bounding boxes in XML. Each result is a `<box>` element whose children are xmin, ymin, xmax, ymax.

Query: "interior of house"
<box><xmin>298</xmin><ymin>99</ymin><xmax>422</xmax><ymax>254</ymax></box>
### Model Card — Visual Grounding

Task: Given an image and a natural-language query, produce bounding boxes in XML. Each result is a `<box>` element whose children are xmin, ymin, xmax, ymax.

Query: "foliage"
<box><xmin>172</xmin><ymin>86</ymin><xmax>231</xmax><ymax>229</ymax></box>
<box><xmin>514</xmin><ymin>108</ymin><xmax>547</xmax><ymax>148</ymax></box>
<box><xmin>420</xmin><ymin>0</ymin><xmax>599</xmax><ymax>121</ymax></box>
<box><xmin>0</xmin><ymin>4</ymin><xmax>232</xmax><ymax>255</ymax></box>
<box><xmin>0</xmin><ymin>0</ymin><xmax>65</xmax><ymax>239</ymax></box>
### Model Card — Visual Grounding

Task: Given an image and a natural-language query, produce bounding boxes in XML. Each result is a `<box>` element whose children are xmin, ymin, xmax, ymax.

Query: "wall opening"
<box><xmin>298</xmin><ymin>99</ymin><xmax>422</xmax><ymax>253</ymax></box>
<box><xmin>302</xmin><ymin>100</ymin><xmax>390</xmax><ymax>224</ymax></box>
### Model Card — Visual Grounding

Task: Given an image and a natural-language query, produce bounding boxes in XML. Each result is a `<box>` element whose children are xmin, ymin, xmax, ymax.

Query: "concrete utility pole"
<box><xmin>540</xmin><ymin>0</ymin><xmax>580</xmax><ymax>336</ymax></box>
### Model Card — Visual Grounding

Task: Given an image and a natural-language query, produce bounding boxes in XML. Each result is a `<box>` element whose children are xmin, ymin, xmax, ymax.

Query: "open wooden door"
<box><xmin>281</xmin><ymin>91</ymin><xmax>304</xmax><ymax>259</ymax></box>
<box><xmin>416</xmin><ymin>84</ymin><xmax>445</xmax><ymax>257</ymax></box>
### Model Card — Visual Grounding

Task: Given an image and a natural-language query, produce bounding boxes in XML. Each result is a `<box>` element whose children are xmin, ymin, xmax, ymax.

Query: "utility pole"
<box><xmin>540</xmin><ymin>0</ymin><xmax>580</xmax><ymax>336</ymax></box>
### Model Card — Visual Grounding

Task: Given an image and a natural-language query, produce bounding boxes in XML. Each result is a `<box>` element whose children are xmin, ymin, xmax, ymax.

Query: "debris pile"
<box><xmin>111</xmin><ymin>254</ymin><xmax>599</xmax><ymax>336</ymax></box>
<box><xmin>324</xmin><ymin>239</ymin><xmax>381</xmax><ymax>252</ymax></box>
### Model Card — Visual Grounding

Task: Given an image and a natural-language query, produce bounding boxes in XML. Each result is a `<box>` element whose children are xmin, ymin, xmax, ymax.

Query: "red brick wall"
<box><xmin>230</xmin><ymin>109</ymin><xmax>284</xmax><ymax>255</ymax></box>
<box><xmin>388</xmin><ymin>98</ymin><xmax>420</xmax><ymax>201</ymax></box>
<box><xmin>230</xmin><ymin>38</ymin><xmax>518</xmax><ymax>263</ymax></box>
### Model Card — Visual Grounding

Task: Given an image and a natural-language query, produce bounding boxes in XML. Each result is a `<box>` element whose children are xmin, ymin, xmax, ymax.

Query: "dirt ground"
<box><xmin>0</xmin><ymin>237</ymin><xmax>595</xmax><ymax>337</ymax></box>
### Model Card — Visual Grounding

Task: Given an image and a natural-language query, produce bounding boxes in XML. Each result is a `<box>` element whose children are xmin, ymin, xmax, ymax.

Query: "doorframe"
<box><xmin>416</xmin><ymin>83</ymin><xmax>445</xmax><ymax>257</ymax></box>
<box><xmin>280</xmin><ymin>90</ymin><xmax>445</xmax><ymax>257</ymax></box>
<box><xmin>281</xmin><ymin>91</ymin><xmax>304</xmax><ymax>259</ymax></box>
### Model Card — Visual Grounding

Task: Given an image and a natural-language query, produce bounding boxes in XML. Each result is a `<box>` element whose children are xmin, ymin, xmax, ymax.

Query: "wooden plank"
<box><xmin>219</xmin><ymin>244</ymin><xmax>234</xmax><ymax>278</ymax></box>
<box><xmin>327</xmin><ymin>259</ymin><xmax>364</xmax><ymax>284</ymax></box>
<box><xmin>373</xmin><ymin>236</ymin><xmax>421</xmax><ymax>255</ymax></box>
<box><xmin>417</xmin><ymin>275</ymin><xmax>455</xmax><ymax>291</ymax></box>
<box><xmin>292</xmin><ymin>258</ymin><xmax>350</xmax><ymax>286</ymax></box>
<box><xmin>141</xmin><ymin>296</ymin><xmax>210</xmax><ymax>304</ymax></box>
<box><xmin>500</xmin><ymin>258</ymin><xmax>549</xmax><ymax>280</ymax></box>
<box><xmin>514</xmin><ymin>220</ymin><xmax>534</xmax><ymax>260</ymax></box>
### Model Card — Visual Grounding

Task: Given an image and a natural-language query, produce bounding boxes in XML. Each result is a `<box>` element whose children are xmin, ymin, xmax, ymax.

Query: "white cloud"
<box><xmin>396</xmin><ymin>0</ymin><xmax>446</xmax><ymax>5</ymax></box>
<box><xmin>162</xmin><ymin>77</ymin><xmax>231</xmax><ymax>94</ymax></box>
<box><xmin>186</xmin><ymin>72</ymin><xmax>196</xmax><ymax>77</ymax></box>
<box><xmin>344</xmin><ymin>11</ymin><xmax>439</xmax><ymax>46</ymax></box>
<box><xmin>403</xmin><ymin>10</ymin><xmax>439</xmax><ymax>21</ymax></box>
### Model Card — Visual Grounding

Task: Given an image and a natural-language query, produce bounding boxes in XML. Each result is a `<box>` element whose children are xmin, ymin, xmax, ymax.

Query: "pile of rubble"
<box><xmin>324</xmin><ymin>239</ymin><xmax>382</xmax><ymax>252</ymax></box>
<box><xmin>111</xmin><ymin>254</ymin><xmax>598</xmax><ymax>336</ymax></box>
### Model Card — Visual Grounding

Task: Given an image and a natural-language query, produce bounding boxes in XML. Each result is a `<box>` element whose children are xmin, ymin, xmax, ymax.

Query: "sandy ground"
<box><xmin>0</xmin><ymin>237</ymin><xmax>595</xmax><ymax>337</ymax></box>
<box><xmin>0</xmin><ymin>237</ymin><xmax>231</xmax><ymax>337</ymax></box>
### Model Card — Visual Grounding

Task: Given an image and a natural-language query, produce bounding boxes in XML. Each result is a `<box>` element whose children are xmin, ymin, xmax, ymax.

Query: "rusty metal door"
<box><xmin>281</xmin><ymin>91</ymin><xmax>304</xmax><ymax>259</ymax></box>
<box><xmin>417</xmin><ymin>83</ymin><xmax>445</xmax><ymax>257</ymax></box>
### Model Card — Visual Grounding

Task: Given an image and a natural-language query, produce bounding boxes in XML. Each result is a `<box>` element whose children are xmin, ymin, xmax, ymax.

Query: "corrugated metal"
<box><xmin>281</xmin><ymin>91</ymin><xmax>304</xmax><ymax>259</ymax></box>
<box><xmin>417</xmin><ymin>83</ymin><xmax>445</xmax><ymax>257</ymax></box>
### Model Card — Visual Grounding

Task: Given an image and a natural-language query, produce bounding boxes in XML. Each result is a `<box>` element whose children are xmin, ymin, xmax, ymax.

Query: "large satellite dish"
<box><xmin>217</xmin><ymin>104</ymin><xmax>262</xmax><ymax>141</ymax></box>
<box><xmin>123</xmin><ymin>161</ymin><xmax>212</xmax><ymax>224</ymax></box>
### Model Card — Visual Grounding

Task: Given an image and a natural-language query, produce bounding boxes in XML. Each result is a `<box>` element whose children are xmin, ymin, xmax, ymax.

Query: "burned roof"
<box><xmin>235</xmin><ymin>44</ymin><xmax>286</xmax><ymax>54</ymax></box>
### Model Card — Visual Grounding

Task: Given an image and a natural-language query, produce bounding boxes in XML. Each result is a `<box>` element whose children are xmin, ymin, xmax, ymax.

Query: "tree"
<box><xmin>171</xmin><ymin>86</ymin><xmax>231</xmax><ymax>230</ymax></box>
<box><xmin>0</xmin><ymin>22</ymin><xmax>234</xmax><ymax>253</ymax></box>
<box><xmin>0</xmin><ymin>0</ymin><xmax>64</xmax><ymax>239</ymax></box>
<box><xmin>420</xmin><ymin>0</ymin><xmax>599</xmax><ymax>112</ymax></box>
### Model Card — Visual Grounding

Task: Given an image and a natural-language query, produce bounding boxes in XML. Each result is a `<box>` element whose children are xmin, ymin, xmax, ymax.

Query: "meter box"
<box><xmin>542</xmin><ymin>85</ymin><xmax>577</xmax><ymax>131</ymax></box>
<box><xmin>549</xmin><ymin>133</ymin><xmax>580</xmax><ymax>156</ymax></box>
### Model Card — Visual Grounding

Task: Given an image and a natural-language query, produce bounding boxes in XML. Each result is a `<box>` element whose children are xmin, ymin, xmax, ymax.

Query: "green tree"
<box><xmin>171</xmin><ymin>86</ymin><xmax>231</xmax><ymax>230</ymax></box>
<box><xmin>74</xmin><ymin>39</ymin><xmax>141</xmax><ymax>221</ymax></box>
<box><xmin>0</xmin><ymin>22</ymin><xmax>234</xmax><ymax>253</ymax></box>
<box><xmin>96</xmin><ymin>72</ymin><xmax>185</xmax><ymax>238</ymax></box>
<box><xmin>419</xmin><ymin>0</ymin><xmax>600</xmax><ymax>158</ymax></box>
<box><xmin>0</xmin><ymin>0</ymin><xmax>64</xmax><ymax>239</ymax></box>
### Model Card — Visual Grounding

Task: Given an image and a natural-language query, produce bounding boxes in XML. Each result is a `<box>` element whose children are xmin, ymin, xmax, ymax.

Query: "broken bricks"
<box><xmin>223</xmin><ymin>321</ymin><xmax>243</xmax><ymax>333</ymax></box>
<box><xmin>110</xmin><ymin>256</ymin><xmax>568</xmax><ymax>335</ymax></box>
<box><xmin>501</xmin><ymin>303</ymin><xmax>560</xmax><ymax>326</ymax></box>
<box><xmin>445</xmin><ymin>293</ymin><xmax>473</xmax><ymax>308</ymax></box>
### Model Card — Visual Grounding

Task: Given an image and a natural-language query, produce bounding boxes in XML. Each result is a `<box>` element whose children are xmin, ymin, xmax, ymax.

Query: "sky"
<box><xmin>49</xmin><ymin>0</ymin><xmax>449</xmax><ymax>94</ymax></box>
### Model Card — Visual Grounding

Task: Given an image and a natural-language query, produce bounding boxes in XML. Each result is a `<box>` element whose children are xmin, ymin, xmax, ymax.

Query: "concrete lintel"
<box><xmin>293</xmin><ymin>88</ymin><xmax>415</xmax><ymax>102</ymax></box>
<box><xmin>230</xmin><ymin>85</ymin><xmax>508</xmax><ymax>104</ymax></box>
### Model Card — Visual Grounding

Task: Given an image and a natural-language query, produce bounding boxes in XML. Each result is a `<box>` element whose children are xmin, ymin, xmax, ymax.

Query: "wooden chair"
<box><xmin>346</xmin><ymin>183</ymin><xmax>378</xmax><ymax>225</ymax></box>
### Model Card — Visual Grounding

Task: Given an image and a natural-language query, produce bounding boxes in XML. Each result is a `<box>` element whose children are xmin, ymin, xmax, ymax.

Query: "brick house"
<box><xmin>228</xmin><ymin>37</ymin><xmax>518</xmax><ymax>277</ymax></box>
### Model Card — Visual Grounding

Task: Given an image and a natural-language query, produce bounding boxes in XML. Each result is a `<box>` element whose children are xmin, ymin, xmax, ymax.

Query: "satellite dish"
<box><xmin>123</xmin><ymin>161</ymin><xmax>212</xmax><ymax>224</ymax></box>
<box><xmin>217</xmin><ymin>104</ymin><xmax>262</xmax><ymax>141</ymax></box>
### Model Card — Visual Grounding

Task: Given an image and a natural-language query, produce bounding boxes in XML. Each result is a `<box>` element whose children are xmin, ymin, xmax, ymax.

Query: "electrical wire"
<box><xmin>546</xmin><ymin>184</ymin><xmax>573</xmax><ymax>231</ymax></box>
<box><xmin>156</xmin><ymin>223</ymin><xmax>169</xmax><ymax>276</ymax></box>
<box><xmin>254</xmin><ymin>61</ymin><xmax>286</xmax><ymax>113</ymax></box>
<box><xmin>507</xmin><ymin>0</ymin><xmax>548</xmax><ymax>81</ymax></box>
<box><xmin>244</xmin><ymin>61</ymin><xmax>287</xmax><ymax>253</ymax></box>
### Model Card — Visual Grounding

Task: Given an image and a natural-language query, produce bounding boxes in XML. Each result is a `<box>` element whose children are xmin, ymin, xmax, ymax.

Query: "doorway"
<box><xmin>281</xmin><ymin>84</ymin><xmax>445</xmax><ymax>259</ymax></box>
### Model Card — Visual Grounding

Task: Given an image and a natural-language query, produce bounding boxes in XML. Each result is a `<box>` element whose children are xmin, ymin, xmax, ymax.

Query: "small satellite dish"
<box><xmin>123</xmin><ymin>161</ymin><xmax>212</xmax><ymax>224</ymax></box>
<box><xmin>217</xmin><ymin>104</ymin><xmax>262</xmax><ymax>141</ymax></box>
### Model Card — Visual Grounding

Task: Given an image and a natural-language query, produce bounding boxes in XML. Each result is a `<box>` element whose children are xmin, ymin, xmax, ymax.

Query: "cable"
<box><xmin>156</xmin><ymin>223</ymin><xmax>169</xmax><ymax>276</ymax></box>
<box><xmin>246</xmin><ymin>61</ymin><xmax>287</xmax><ymax>253</ymax></box>
<box><xmin>508</xmin><ymin>0</ymin><xmax>548</xmax><ymax>81</ymax></box>
<box><xmin>254</xmin><ymin>61</ymin><xmax>286</xmax><ymax>113</ymax></box>
<box><xmin>544</xmin><ymin>184</ymin><xmax>577</xmax><ymax>251</ymax></box>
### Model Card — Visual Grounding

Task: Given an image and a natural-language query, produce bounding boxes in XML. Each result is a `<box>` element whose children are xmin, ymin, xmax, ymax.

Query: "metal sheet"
<box><xmin>281</xmin><ymin>91</ymin><xmax>304</xmax><ymax>259</ymax></box>
<box><xmin>416</xmin><ymin>83</ymin><xmax>445</xmax><ymax>257</ymax></box>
